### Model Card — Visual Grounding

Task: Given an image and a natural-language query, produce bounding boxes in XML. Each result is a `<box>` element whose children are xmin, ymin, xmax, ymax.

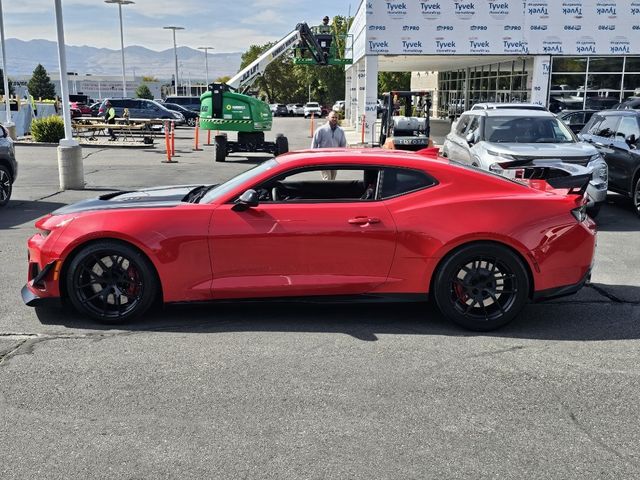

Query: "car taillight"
<box><xmin>572</xmin><ymin>205</ymin><xmax>587</xmax><ymax>222</ymax></box>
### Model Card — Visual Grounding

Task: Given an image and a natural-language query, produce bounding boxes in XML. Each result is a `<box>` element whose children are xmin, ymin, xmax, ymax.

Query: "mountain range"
<box><xmin>4</xmin><ymin>38</ymin><xmax>242</xmax><ymax>81</ymax></box>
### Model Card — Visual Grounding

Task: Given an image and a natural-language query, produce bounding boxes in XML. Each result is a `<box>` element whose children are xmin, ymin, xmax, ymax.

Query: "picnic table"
<box><xmin>72</xmin><ymin>117</ymin><xmax>169</xmax><ymax>141</ymax></box>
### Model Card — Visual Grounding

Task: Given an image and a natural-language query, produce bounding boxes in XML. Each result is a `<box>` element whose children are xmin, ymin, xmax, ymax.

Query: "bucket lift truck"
<box><xmin>199</xmin><ymin>22</ymin><xmax>352</xmax><ymax>162</ymax></box>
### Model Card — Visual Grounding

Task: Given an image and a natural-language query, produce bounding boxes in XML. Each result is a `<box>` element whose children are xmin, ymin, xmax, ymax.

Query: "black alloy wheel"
<box><xmin>0</xmin><ymin>165</ymin><xmax>12</xmax><ymax>207</ymax></box>
<box><xmin>633</xmin><ymin>177</ymin><xmax>640</xmax><ymax>217</ymax></box>
<box><xmin>66</xmin><ymin>241</ymin><xmax>157</xmax><ymax>323</ymax></box>
<box><xmin>433</xmin><ymin>243</ymin><xmax>530</xmax><ymax>331</ymax></box>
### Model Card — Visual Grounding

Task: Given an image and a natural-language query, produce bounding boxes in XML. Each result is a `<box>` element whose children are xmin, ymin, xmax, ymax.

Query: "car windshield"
<box><xmin>199</xmin><ymin>160</ymin><xmax>278</xmax><ymax>204</ymax></box>
<box><xmin>483</xmin><ymin>116</ymin><xmax>575</xmax><ymax>143</ymax></box>
<box><xmin>307</xmin><ymin>103</ymin><xmax>319</xmax><ymax>107</ymax></box>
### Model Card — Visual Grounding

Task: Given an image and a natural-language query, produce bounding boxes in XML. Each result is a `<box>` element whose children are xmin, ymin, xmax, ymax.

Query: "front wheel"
<box><xmin>433</xmin><ymin>243</ymin><xmax>530</xmax><ymax>331</ymax></box>
<box><xmin>65</xmin><ymin>241</ymin><xmax>158</xmax><ymax>323</ymax></box>
<box><xmin>187</xmin><ymin>117</ymin><xmax>196</xmax><ymax>127</ymax></box>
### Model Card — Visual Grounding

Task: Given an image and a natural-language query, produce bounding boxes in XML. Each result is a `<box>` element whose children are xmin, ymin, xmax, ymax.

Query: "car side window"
<box><xmin>615</xmin><ymin>117</ymin><xmax>640</xmax><ymax>141</ymax></box>
<box><xmin>380</xmin><ymin>167</ymin><xmax>437</xmax><ymax>199</ymax></box>
<box><xmin>593</xmin><ymin>115</ymin><xmax>620</xmax><ymax>138</ymax></box>
<box><xmin>456</xmin><ymin>115</ymin><xmax>470</xmax><ymax>135</ymax></box>
<box><xmin>252</xmin><ymin>167</ymin><xmax>382</xmax><ymax>203</ymax></box>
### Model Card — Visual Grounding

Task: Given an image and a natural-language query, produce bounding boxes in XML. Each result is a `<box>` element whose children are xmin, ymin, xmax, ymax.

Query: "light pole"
<box><xmin>105</xmin><ymin>0</ymin><xmax>134</xmax><ymax>98</ymax></box>
<box><xmin>198</xmin><ymin>46</ymin><xmax>214</xmax><ymax>85</ymax></box>
<box><xmin>164</xmin><ymin>26</ymin><xmax>184</xmax><ymax>96</ymax></box>
<box><xmin>54</xmin><ymin>0</ymin><xmax>84</xmax><ymax>190</ymax></box>
<box><xmin>0</xmin><ymin>0</ymin><xmax>13</xmax><ymax>130</ymax></box>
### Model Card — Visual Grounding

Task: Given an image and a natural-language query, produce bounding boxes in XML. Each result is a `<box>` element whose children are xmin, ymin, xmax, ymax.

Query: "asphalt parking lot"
<box><xmin>1</xmin><ymin>117</ymin><xmax>640</xmax><ymax>479</ymax></box>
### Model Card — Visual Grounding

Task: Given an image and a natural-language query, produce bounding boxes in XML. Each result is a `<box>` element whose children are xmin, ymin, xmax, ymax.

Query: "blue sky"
<box><xmin>5</xmin><ymin>0</ymin><xmax>354</xmax><ymax>52</ymax></box>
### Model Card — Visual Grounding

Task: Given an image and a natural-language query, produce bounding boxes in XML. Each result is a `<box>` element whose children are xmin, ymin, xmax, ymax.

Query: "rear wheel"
<box><xmin>275</xmin><ymin>135</ymin><xmax>289</xmax><ymax>156</ymax></box>
<box><xmin>433</xmin><ymin>243</ymin><xmax>530</xmax><ymax>331</ymax></box>
<box><xmin>214</xmin><ymin>135</ymin><xmax>227</xmax><ymax>162</ymax></box>
<box><xmin>187</xmin><ymin>117</ymin><xmax>196</xmax><ymax>127</ymax></box>
<box><xmin>65</xmin><ymin>241</ymin><xmax>158</xmax><ymax>323</ymax></box>
<box><xmin>0</xmin><ymin>165</ymin><xmax>12</xmax><ymax>207</ymax></box>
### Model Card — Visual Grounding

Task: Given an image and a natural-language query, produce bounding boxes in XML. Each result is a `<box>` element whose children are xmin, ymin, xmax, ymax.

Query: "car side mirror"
<box><xmin>465</xmin><ymin>131</ymin><xmax>476</xmax><ymax>146</ymax></box>
<box><xmin>626</xmin><ymin>134</ymin><xmax>638</xmax><ymax>149</ymax></box>
<box><xmin>232</xmin><ymin>189</ymin><xmax>259</xmax><ymax>211</ymax></box>
<box><xmin>0</xmin><ymin>125</ymin><xmax>6</xmax><ymax>138</ymax></box>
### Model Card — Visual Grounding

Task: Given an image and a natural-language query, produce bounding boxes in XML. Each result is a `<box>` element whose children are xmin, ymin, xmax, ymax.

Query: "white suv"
<box><xmin>442</xmin><ymin>109</ymin><xmax>608</xmax><ymax>215</ymax></box>
<box><xmin>304</xmin><ymin>102</ymin><xmax>322</xmax><ymax>118</ymax></box>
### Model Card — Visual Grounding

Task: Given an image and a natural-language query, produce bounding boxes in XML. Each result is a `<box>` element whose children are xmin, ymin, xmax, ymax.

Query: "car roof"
<box><xmin>464</xmin><ymin>109</ymin><xmax>554</xmax><ymax>118</ymax></box>
<box><xmin>472</xmin><ymin>102</ymin><xmax>546</xmax><ymax>110</ymax></box>
<box><xmin>599</xmin><ymin>109</ymin><xmax>640</xmax><ymax>116</ymax></box>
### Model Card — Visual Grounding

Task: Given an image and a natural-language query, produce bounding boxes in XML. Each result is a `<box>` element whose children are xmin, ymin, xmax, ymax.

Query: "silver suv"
<box><xmin>0</xmin><ymin>124</ymin><xmax>17</xmax><ymax>207</ymax></box>
<box><xmin>442</xmin><ymin>109</ymin><xmax>608</xmax><ymax>214</ymax></box>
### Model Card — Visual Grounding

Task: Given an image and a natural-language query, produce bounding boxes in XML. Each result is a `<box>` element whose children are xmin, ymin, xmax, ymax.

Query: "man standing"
<box><xmin>104</xmin><ymin>100</ymin><xmax>117</xmax><ymax>141</ymax></box>
<box><xmin>311</xmin><ymin>110</ymin><xmax>346</xmax><ymax>180</ymax></box>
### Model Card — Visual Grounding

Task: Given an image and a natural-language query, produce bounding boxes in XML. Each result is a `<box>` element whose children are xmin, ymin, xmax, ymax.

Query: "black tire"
<box><xmin>633</xmin><ymin>176</ymin><xmax>640</xmax><ymax>217</ymax></box>
<box><xmin>65</xmin><ymin>241</ymin><xmax>158</xmax><ymax>323</ymax></box>
<box><xmin>433</xmin><ymin>243</ymin><xmax>530</xmax><ymax>331</ymax></box>
<box><xmin>0</xmin><ymin>165</ymin><xmax>12</xmax><ymax>207</ymax></box>
<box><xmin>187</xmin><ymin>117</ymin><xmax>196</xmax><ymax>127</ymax></box>
<box><xmin>586</xmin><ymin>203</ymin><xmax>601</xmax><ymax>219</ymax></box>
<box><xmin>274</xmin><ymin>135</ymin><xmax>289</xmax><ymax>157</ymax></box>
<box><xmin>214</xmin><ymin>135</ymin><xmax>227</xmax><ymax>163</ymax></box>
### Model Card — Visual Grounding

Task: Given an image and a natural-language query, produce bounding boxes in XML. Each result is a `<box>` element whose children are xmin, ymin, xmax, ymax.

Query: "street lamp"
<box><xmin>0</xmin><ymin>0</ymin><xmax>12</xmax><ymax>128</ymax></box>
<box><xmin>198</xmin><ymin>46</ymin><xmax>214</xmax><ymax>85</ymax></box>
<box><xmin>105</xmin><ymin>0</ymin><xmax>134</xmax><ymax>98</ymax></box>
<box><xmin>164</xmin><ymin>26</ymin><xmax>184</xmax><ymax>96</ymax></box>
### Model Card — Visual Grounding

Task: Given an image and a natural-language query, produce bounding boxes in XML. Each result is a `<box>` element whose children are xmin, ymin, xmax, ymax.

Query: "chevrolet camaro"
<box><xmin>22</xmin><ymin>149</ymin><xmax>596</xmax><ymax>331</ymax></box>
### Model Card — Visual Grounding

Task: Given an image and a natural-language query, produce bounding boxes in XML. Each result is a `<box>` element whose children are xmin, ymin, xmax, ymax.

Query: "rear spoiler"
<box><xmin>497</xmin><ymin>159</ymin><xmax>592</xmax><ymax>195</ymax></box>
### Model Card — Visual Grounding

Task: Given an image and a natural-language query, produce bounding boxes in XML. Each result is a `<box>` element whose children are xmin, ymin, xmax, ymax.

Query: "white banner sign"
<box><xmin>363</xmin><ymin>0</ymin><xmax>640</xmax><ymax>55</ymax></box>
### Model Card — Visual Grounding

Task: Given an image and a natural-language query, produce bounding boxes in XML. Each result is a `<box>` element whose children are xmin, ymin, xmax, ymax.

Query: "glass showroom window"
<box><xmin>549</xmin><ymin>56</ymin><xmax>640</xmax><ymax>112</ymax></box>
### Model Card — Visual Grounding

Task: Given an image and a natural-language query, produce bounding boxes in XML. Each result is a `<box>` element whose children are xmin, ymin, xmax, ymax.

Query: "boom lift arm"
<box><xmin>227</xmin><ymin>23</ymin><xmax>326</xmax><ymax>93</ymax></box>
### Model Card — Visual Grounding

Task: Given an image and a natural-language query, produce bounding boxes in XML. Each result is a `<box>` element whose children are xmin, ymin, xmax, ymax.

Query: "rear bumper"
<box><xmin>532</xmin><ymin>267</ymin><xmax>591</xmax><ymax>301</ymax></box>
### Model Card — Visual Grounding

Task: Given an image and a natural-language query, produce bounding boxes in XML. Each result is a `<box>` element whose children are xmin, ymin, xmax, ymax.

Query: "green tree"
<box><xmin>141</xmin><ymin>75</ymin><xmax>157</xmax><ymax>82</ymax></box>
<box><xmin>378</xmin><ymin>72</ymin><xmax>411</xmax><ymax>94</ymax></box>
<box><xmin>27</xmin><ymin>64</ymin><xmax>56</xmax><ymax>100</ymax></box>
<box><xmin>214</xmin><ymin>75</ymin><xmax>231</xmax><ymax>84</ymax></box>
<box><xmin>135</xmin><ymin>83</ymin><xmax>154</xmax><ymax>99</ymax></box>
<box><xmin>0</xmin><ymin>68</ymin><xmax>14</xmax><ymax>96</ymax></box>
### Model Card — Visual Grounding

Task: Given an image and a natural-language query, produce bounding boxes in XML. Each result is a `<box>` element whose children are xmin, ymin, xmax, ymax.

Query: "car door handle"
<box><xmin>348</xmin><ymin>217</ymin><xmax>380</xmax><ymax>225</ymax></box>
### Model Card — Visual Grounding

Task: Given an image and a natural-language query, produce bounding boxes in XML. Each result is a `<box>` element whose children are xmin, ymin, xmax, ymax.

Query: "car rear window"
<box><xmin>380</xmin><ymin>167</ymin><xmax>436</xmax><ymax>199</ymax></box>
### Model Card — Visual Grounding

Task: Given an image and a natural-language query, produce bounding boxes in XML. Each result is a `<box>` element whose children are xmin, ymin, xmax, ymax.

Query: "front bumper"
<box><xmin>21</xmin><ymin>284</ymin><xmax>62</xmax><ymax>308</ymax></box>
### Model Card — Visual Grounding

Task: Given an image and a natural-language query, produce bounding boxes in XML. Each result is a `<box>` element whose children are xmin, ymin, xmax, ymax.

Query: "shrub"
<box><xmin>31</xmin><ymin>115</ymin><xmax>65</xmax><ymax>143</ymax></box>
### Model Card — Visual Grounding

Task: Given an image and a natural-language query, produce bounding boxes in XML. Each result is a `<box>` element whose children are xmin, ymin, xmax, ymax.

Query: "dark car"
<box><xmin>614</xmin><ymin>97</ymin><xmax>640</xmax><ymax>110</ymax></box>
<box><xmin>556</xmin><ymin>110</ymin><xmax>598</xmax><ymax>134</ymax></box>
<box><xmin>164</xmin><ymin>102</ymin><xmax>198</xmax><ymax>127</ymax></box>
<box><xmin>164</xmin><ymin>96</ymin><xmax>201</xmax><ymax>113</ymax></box>
<box><xmin>89</xmin><ymin>102</ymin><xmax>101</xmax><ymax>116</ymax></box>
<box><xmin>99</xmin><ymin>98</ymin><xmax>184</xmax><ymax>124</ymax></box>
<box><xmin>0</xmin><ymin>124</ymin><xmax>17</xmax><ymax>207</ymax></box>
<box><xmin>579</xmin><ymin>110</ymin><xmax>640</xmax><ymax>215</ymax></box>
<box><xmin>271</xmin><ymin>104</ymin><xmax>289</xmax><ymax>117</ymax></box>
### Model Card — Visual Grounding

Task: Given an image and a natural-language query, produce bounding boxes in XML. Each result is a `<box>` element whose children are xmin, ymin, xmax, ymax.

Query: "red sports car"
<box><xmin>22</xmin><ymin>149</ymin><xmax>596</xmax><ymax>330</ymax></box>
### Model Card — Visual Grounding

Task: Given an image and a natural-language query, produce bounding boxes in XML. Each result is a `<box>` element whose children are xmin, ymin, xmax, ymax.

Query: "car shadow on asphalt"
<box><xmin>34</xmin><ymin>283</ymin><xmax>640</xmax><ymax>342</ymax></box>
<box><xmin>595</xmin><ymin>195</ymin><xmax>640</xmax><ymax>232</ymax></box>
<box><xmin>0</xmin><ymin>200</ymin><xmax>67</xmax><ymax>229</ymax></box>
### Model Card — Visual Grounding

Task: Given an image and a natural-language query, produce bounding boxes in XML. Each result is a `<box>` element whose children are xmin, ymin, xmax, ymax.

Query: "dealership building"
<box><xmin>346</xmin><ymin>0</ymin><xmax>640</xmax><ymax>142</ymax></box>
